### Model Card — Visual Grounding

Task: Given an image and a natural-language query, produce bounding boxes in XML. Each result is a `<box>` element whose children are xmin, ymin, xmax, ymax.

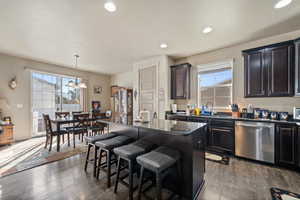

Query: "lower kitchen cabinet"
<box><xmin>275</xmin><ymin>125</ymin><xmax>297</xmax><ymax>168</ymax></box>
<box><xmin>207</xmin><ymin>119</ymin><xmax>234</xmax><ymax>154</ymax></box>
<box><xmin>208</xmin><ymin>127</ymin><xmax>234</xmax><ymax>154</ymax></box>
<box><xmin>298</xmin><ymin>127</ymin><xmax>300</xmax><ymax>168</ymax></box>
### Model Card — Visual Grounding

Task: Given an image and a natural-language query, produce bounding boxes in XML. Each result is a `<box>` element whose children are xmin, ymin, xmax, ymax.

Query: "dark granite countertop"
<box><xmin>99</xmin><ymin>117</ymin><xmax>207</xmax><ymax>136</ymax></box>
<box><xmin>167</xmin><ymin>113</ymin><xmax>300</xmax><ymax>125</ymax></box>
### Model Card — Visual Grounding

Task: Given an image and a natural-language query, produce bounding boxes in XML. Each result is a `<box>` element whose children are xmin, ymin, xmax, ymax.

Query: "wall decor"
<box><xmin>9</xmin><ymin>77</ymin><xmax>17</xmax><ymax>90</ymax></box>
<box><xmin>91</xmin><ymin>101</ymin><xmax>101</xmax><ymax>111</ymax></box>
<box><xmin>94</xmin><ymin>85</ymin><xmax>102</xmax><ymax>94</ymax></box>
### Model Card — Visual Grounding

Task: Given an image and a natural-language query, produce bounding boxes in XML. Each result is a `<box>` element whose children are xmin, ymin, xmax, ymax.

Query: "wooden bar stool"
<box><xmin>84</xmin><ymin>133</ymin><xmax>117</xmax><ymax>176</ymax></box>
<box><xmin>95</xmin><ymin>135</ymin><xmax>134</xmax><ymax>188</ymax></box>
<box><xmin>113</xmin><ymin>140</ymin><xmax>156</xmax><ymax>200</ymax></box>
<box><xmin>136</xmin><ymin>146</ymin><xmax>182</xmax><ymax>200</ymax></box>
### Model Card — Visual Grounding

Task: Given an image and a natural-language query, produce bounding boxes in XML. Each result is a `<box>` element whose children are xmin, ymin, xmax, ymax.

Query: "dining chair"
<box><xmin>72</xmin><ymin>111</ymin><xmax>83</xmax><ymax>115</ymax></box>
<box><xmin>69</xmin><ymin>113</ymin><xmax>90</xmax><ymax>148</ymax></box>
<box><xmin>55</xmin><ymin>112</ymin><xmax>71</xmax><ymax>143</ymax></box>
<box><xmin>90</xmin><ymin>112</ymin><xmax>107</xmax><ymax>135</ymax></box>
<box><xmin>55</xmin><ymin>112</ymin><xmax>70</xmax><ymax>119</ymax></box>
<box><xmin>43</xmin><ymin>114</ymin><xmax>69</xmax><ymax>152</ymax></box>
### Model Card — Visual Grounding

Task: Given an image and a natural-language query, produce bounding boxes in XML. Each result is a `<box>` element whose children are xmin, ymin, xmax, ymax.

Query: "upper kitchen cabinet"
<box><xmin>243</xmin><ymin>41</ymin><xmax>295</xmax><ymax>98</ymax></box>
<box><xmin>170</xmin><ymin>63</ymin><xmax>191</xmax><ymax>99</ymax></box>
<box><xmin>265</xmin><ymin>43</ymin><xmax>294</xmax><ymax>96</ymax></box>
<box><xmin>243</xmin><ymin>49</ymin><xmax>267</xmax><ymax>97</ymax></box>
<box><xmin>295</xmin><ymin>38</ymin><xmax>300</xmax><ymax>95</ymax></box>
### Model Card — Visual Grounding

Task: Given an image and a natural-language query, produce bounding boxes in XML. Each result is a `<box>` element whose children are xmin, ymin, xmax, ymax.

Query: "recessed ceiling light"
<box><xmin>274</xmin><ymin>0</ymin><xmax>292</xmax><ymax>9</ymax></box>
<box><xmin>160</xmin><ymin>43</ymin><xmax>168</xmax><ymax>49</ymax></box>
<box><xmin>202</xmin><ymin>26</ymin><xmax>213</xmax><ymax>34</ymax></box>
<box><xmin>104</xmin><ymin>1</ymin><xmax>117</xmax><ymax>12</ymax></box>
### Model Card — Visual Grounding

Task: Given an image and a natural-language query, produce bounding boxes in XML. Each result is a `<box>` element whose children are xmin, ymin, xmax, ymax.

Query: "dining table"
<box><xmin>51</xmin><ymin>115</ymin><xmax>109</xmax><ymax>152</ymax></box>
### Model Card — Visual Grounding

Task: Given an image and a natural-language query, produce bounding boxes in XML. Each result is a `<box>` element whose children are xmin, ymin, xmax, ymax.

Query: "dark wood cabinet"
<box><xmin>243</xmin><ymin>41</ymin><xmax>295</xmax><ymax>97</ymax></box>
<box><xmin>244</xmin><ymin>49</ymin><xmax>267</xmax><ymax>97</ymax></box>
<box><xmin>298</xmin><ymin>127</ymin><xmax>300</xmax><ymax>168</ymax></box>
<box><xmin>266</xmin><ymin>44</ymin><xmax>294</xmax><ymax>96</ymax></box>
<box><xmin>171</xmin><ymin>63</ymin><xmax>191</xmax><ymax>99</ymax></box>
<box><xmin>275</xmin><ymin>125</ymin><xmax>297</xmax><ymax>168</ymax></box>
<box><xmin>207</xmin><ymin>119</ymin><xmax>234</xmax><ymax>154</ymax></box>
<box><xmin>208</xmin><ymin>127</ymin><xmax>234</xmax><ymax>153</ymax></box>
<box><xmin>296</xmin><ymin>39</ymin><xmax>300</xmax><ymax>95</ymax></box>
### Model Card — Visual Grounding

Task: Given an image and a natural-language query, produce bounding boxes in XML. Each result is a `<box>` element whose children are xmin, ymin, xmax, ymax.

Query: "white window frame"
<box><xmin>197</xmin><ymin>59</ymin><xmax>234</xmax><ymax>110</ymax></box>
<box><xmin>30</xmin><ymin>69</ymin><xmax>83</xmax><ymax>137</ymax></box>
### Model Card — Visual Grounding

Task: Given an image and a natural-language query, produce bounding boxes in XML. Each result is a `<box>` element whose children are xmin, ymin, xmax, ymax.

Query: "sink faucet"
<box><xmin>205</xmin><ymin>101</ymin><xmax>214</xmax><ymax>115</ymax></box>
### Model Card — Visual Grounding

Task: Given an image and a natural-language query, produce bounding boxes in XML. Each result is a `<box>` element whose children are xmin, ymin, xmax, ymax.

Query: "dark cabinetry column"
<box><xmin>275</xmin><ymin>125</ymin><xmax>297</xmax><ymax>168</ymax></box>
<box><xmin>298</xmin><ymin>127</ymin><xmax>300</xmax><ymax>168</ymax></box>
<box><xmin>296</xmin><ymin>40</ymin><xmax>300</xmax><ymax>94</ymax></box>
<box><xmin>171</xmin><ymin>63</ymin><xmax>191</xmax><ymax>99</ymax></box>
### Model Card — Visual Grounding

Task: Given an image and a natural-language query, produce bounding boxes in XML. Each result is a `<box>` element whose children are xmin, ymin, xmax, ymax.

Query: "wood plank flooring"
<box><xmin>0</xmin><ymin>153</ymin><xmax>299</xmax><ymax>200</ymax></box>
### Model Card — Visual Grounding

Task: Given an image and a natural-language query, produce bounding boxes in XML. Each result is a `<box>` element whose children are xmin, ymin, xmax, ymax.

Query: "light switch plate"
<box><xmin>17</xmin><ymin>104</ymin><xmax>23</xmax><ymax>109</ymax></box>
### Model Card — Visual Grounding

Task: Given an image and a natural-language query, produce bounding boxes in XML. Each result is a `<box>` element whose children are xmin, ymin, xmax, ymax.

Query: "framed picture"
<box><xmin>92</xmin><ymin>101</ymin><xmax>101</xmax><ymax>111</ymax></box>
<box><xmin>94</xmin><ymin>86</ymin><xmax>102</xmax><ymax>94</ymax></box>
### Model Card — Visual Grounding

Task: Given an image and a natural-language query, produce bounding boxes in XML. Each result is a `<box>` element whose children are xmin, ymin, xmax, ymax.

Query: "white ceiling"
<box><xmin>0</xmin><ymin>0</ymin><xmax>300</xmax><ymax>74</ymax></box>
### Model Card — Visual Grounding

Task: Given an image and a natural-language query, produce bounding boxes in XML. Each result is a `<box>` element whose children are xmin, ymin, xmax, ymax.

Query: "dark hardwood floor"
<box><xmin>0</xmin><ymin>153</ymin><xmax>299</xmax><ymax>200</ymax></box>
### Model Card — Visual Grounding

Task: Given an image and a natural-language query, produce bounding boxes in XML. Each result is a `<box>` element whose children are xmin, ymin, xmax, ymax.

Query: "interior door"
<box><xmin>139</xmin><ymin>66</ymin><xmax>157</xmax><ymax>119</ymax></box>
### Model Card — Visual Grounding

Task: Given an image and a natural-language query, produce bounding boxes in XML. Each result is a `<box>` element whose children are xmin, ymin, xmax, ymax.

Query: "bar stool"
<box><xmin>113</xmin><ymin>140</ymin><xmax>156</xmax><ymax>200</ymax></box>
<box><xmin>136</xmin><ymin>146</ymin><xmax>182</xmax><ymax>200</ymax></box>
<box><xmin>95</xmin><ymin>135</ymin><xmax>134</xmax><ymax>187</ymax></box>
<box><xmin>84</xmin><ymin>133</ymin><xmax>117</xmax><ymax>176</ymax></box>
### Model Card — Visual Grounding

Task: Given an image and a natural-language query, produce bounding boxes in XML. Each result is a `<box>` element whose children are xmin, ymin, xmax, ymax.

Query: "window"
<box><xmin>198</xmin><ymin>65</ymin><xmax>232</xmax><ymax>110</ymax></box>
<box><xmin>31</xmin><ymin>71</ymin><xmax>82</xmax><ymax>136</ymax></box>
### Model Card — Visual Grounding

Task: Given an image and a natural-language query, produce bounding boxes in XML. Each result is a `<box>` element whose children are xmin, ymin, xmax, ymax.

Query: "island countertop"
<box><xmin>99</xmin><ymin>117</ymin><xmax>207</xmax><ymax>135</ymax></box>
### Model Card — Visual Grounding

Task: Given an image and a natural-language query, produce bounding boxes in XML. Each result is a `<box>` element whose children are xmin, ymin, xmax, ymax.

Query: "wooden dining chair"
<box><xmin>55</xmin><ymin>112</ymin><xmax>70</xmax><ymax>119</ymax></box>
<box><xmin>55</xmin><ymin>112</ymin><xmax>71</xmax><ymax>144</ymax></box>
<box><xmin>69</xmin><ymin>113</ymin><xmax>89</xmax><ymax>148</ymax></box>
<box><xmin>72</xmin><ymin>111</ymin><xmax>83</xmax><ymax>115</ymax></box>
<box><xmin>91</xmin><ymin>112</ymin><xmax>107</xmax><ymax>135</ymax></box>
<box><xmin>43</xmin><ymin>114</ymin><xmax>70</xmax><ymax>152</ymax></box>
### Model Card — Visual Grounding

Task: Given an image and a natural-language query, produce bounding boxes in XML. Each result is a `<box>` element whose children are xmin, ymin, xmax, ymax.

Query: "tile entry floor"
<box><xmin>0</xmin><ymin>153</ymin><xmax>299</xmax><ymax>200</ymax></box>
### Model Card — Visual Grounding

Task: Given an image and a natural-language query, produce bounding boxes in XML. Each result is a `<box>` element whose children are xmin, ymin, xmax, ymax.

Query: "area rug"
<box><xmin>271</xmin><ymin>188</ymin><xmax>300</xmax><ymax>200</ymax></box>
<box><xmin>205</xmin><ymin>152</ymin><xmax>229</xmax><ymax>165</ymax></box>
<box><xmin>0</xmin><ymin>137</ymin><xmax>87</xmax><ymax>178</ymax></box>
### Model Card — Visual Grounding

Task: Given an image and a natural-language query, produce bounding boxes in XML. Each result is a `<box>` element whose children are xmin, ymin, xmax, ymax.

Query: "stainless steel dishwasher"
<box><xmin>235</xmin><ymin>121</ymin><xmax>275</xmax><ymax>164</ymax></box>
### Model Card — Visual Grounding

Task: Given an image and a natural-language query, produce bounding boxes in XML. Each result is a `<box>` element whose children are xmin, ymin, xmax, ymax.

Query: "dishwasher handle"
<box><xmin>235</xmin><ymin>121</ymin><xmax>275</xmax><ymax>129</ymax></box>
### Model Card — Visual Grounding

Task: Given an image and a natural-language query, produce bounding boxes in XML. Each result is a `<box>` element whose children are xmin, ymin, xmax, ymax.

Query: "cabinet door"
<box><xmin>171</xmin><ymin>64</ymin><xmax>191</xmax><ymax>99</ymax></box>
<box><xmin>298</xmin><ymin>127</ymin><xmax>300</xmax><ymax>168</ymax></box>
<box><xmin>208</xmin><ymin>128</ymin><xmax>234</xmax><ymax>153</ymax></box>
<box><xmin>276</xmin><ymin>125</ymin><xmax>297</xmax><ymax>167</ymax></box>
<box><xmin>244</xmin><ymin>50</ymin><xmax>267</xmax><ymax>97</ymax></box>
<box><xmin>266</xmin><ymin>44</ymin><xmax>295</xmax><ymax>96</ymax></box>
<box><xmin>296</xmin><ymin>41</ymin><xmax>300</xmax><ymax>94</ymax></box>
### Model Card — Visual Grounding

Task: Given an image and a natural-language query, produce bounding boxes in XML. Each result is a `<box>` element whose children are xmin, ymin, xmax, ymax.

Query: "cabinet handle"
<box><xmin>210</xmin><ymin>128</ymin><xmax>232</xmax><ymax>133</ymax></box>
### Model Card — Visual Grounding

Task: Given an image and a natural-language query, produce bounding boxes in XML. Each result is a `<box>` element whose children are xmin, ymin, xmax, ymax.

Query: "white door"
<box><xmin>139</xmin><ymin>66</ymin><xmax>158</xmax><ymax>119</ymax></box>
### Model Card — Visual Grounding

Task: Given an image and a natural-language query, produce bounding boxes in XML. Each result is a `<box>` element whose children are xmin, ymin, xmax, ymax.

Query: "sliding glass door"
<box><xmin>31</xmin><ymin>71</ymin><xmax>82</xmax><ymax>137</ymax></box>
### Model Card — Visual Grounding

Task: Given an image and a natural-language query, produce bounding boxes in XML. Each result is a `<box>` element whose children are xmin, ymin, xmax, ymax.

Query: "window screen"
<box><xmin>198</xmin><ymin>67</ymin><xmax>232</xmax><ymax>109</ymax></box>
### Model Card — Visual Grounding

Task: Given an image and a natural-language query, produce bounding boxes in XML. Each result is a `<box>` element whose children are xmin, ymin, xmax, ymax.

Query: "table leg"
<box><xmin>57</xmin><ymin>123</ymin><xmax>61</xmax><ymax>152</ymax></box>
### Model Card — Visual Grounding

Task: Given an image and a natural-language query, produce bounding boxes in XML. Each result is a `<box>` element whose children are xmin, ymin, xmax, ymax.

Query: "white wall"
<box><xmin>0</xmin><ymin>53</ymin><xmax>111</xmax><ymax>141</ymax></box>
<box><xmin>110</xmin><ymin>71</ymin><xmax>134</xmax><ymax>88</ymax></box>
<box><xmin>175</xmin><ymin>29</ymin><xmax>300</xmax><ymax>113</ymax></box>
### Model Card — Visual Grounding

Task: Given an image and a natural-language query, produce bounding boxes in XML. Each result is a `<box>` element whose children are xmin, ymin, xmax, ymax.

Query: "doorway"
<box><xmin>31</xmin><ymin>71</ymin><xmax>82</xmax><ymax>137</ymax></box>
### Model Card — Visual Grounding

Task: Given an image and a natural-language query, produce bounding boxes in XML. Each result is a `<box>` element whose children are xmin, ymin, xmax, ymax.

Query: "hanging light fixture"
<box><xmin>67</xmin><ymin>54</ymin><xmax>87</xmax><ymax>89</ymax></box>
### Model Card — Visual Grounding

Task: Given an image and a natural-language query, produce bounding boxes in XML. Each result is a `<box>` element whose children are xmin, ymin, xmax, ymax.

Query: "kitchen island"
<box><xmin>99</xmin><ymin>117</ymin><xmax>207</xmax><ymax>200</ymax></box>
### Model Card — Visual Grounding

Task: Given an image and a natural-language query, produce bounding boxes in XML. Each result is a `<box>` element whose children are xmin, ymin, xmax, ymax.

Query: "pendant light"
<box><xmin>67</xmin><ymin>54</ymin><xmax>87</xmax><ymax>89</ymax></box>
